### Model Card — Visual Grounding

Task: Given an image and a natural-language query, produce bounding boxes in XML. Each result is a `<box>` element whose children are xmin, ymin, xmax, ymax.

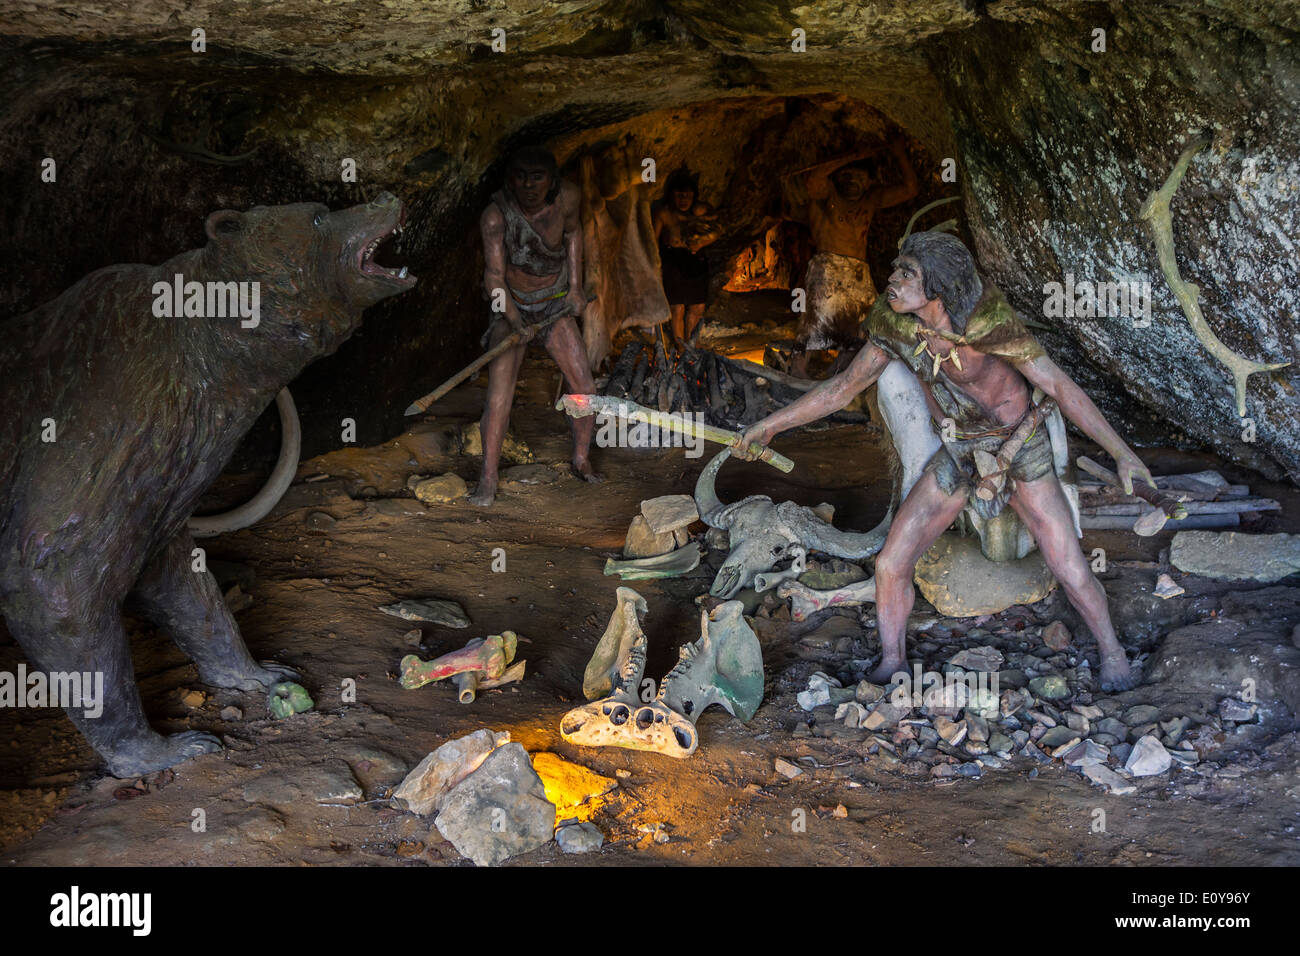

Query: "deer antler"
<box><xmin>1139</xmin><ymin>134</ymin><xmax>1290</xmax><ymax>417</ymax></box>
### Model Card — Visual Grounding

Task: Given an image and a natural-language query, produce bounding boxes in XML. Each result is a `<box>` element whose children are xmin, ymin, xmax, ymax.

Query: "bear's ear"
<box><xmin>205</xmin><ymin>209</ymin><xmax>244</xmax><ymax>241</ymax></box>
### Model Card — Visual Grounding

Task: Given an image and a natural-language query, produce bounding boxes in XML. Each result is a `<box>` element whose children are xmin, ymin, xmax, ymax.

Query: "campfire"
<box><xmin>600</xmin><ymin>338</ymin><xmax>869</xmax><ymax>432</ymax></box>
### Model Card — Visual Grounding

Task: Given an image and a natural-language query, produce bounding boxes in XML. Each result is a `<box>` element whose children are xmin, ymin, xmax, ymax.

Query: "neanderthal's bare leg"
<box><xmin>544</xmin><ymin>315</ymin><xmax>604</xmax><ymax>484</ymax></box>
<box><xmin>684</xmin><ymin>303</ymin><xmax>706</xmax><ymax>344</ymax></box>
<box><xmin>470</xmin><ymin>322</ymin><xmax>527</xmax><ymax>507</ymax></box>
<box><xmin>669</xmin><ymin>304</ymin><xmax>687</xmax><ymax>345</ymax></box>
<box><xmin>1010</xmin><ymin>474</ymin><xmax>1137</xmax><ymax>691</ymax></box>
<box><xmin>870</xmin><ymin>471</ymin><xmax>967</xmax><ymax>684</ymax></box>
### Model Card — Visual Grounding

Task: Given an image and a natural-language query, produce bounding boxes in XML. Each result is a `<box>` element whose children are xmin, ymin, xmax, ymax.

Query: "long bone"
<box><xmin>400</xmin><ymin>632</ymin><xmax>522</xmax><ymax>702</ymax></box>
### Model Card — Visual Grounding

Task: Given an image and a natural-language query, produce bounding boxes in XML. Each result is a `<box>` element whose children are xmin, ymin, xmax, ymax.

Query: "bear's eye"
<box><xmin>313</xmin><ymin>212</ymin><xmax>326</xmax><ymax>227</ymax></box>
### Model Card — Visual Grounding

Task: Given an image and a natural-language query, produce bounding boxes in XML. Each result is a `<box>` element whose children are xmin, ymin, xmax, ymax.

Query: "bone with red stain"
<box><xmin>400</xmin><ymin>631</ymin><xmax>519</xmax><ymax>690</ymax></box>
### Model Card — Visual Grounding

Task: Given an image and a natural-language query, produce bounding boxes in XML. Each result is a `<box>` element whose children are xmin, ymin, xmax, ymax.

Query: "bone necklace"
<box><xmin>913</xmin><ymin>327</ymin><xmax>963</xmax><ymax>375</ymax></box>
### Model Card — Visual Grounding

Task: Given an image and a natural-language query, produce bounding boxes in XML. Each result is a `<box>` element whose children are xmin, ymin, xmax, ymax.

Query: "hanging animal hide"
<box><xmin>579</xmin><ymin>145</ymin><xmax>670</xmax><ymax>368</ymax></box>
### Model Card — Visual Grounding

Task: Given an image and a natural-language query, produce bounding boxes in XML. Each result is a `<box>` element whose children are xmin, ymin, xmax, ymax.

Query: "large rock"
<box><xmin>934</xmin><ymin>3</ymin><xmax>1300</xmax><ymax>482</ymax></box>
<box><xmin>1125</xmin><ymin>735</ymin><xmax>1172</xmax><ymax>777</ymax></box>
<box><xmin>391</xmin><ymin>729</ymin><xmax>509</xmax><ymax>816</ymax></box>
<box><xmin>413</xmin><ymin>473</ymin><xmax>468</xmax><ymax>504</ymax></box>
<box><xmin>640</xmin><ymin>494</ymin><xmax>699</xmax><ymax>534</ymax></box>
<box><xmin>913</xmin><ymin>534</ymin><xmax>1056</xmax><ymax>617</ymax></box>
<box><xmin>460</xmin><ymin>422</ymin><xmax>534</xmax><ymax>464</ymax></box>
<box><xmin>434</xmin><ymin>743</ymin><xmax>556</xmax><ymax>867</ymax></box>
<box><xmin>1146</xmin><ymin>619</ymin><xmax>1300</xmax><ymax>720</ymax></box>
<box><xmin>624</xmin><ymin>514</ymin><xmax>678</xmax><ymax>559</ymax></box>
<box><xmin>555</xmin><ymin>822</ymin><xmax>604</xmax><ymax>854</ymax></box>
<box><xmin>1170</xmin><ymin>531</ymin><xmax>1300</xmax><ymax>583</ymax></box>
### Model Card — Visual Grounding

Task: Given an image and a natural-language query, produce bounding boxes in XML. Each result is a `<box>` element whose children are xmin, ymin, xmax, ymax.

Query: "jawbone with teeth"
<box><xmin>560</xmin><ymin>588</ymin><xmax>765</xmax><ymax>758</ymax></box>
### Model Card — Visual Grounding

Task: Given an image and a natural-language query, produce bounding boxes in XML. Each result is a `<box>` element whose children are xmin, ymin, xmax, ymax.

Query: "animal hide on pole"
<box><xmin>578</xmin><ymin>146</ymin><xmax>669</xmax><ymax>368</ymax></box>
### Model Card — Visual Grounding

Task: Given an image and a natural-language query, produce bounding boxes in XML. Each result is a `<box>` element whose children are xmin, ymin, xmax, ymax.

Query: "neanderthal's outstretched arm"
<box><xmin>734</xmin><ymin>344</ymin><xmax>891</xmax><ymax>456</ymax></box>
<box><xmin>1017</xmin><ymin>354</ymin><xmax>1154</xmax><ymax>493</ymax></box>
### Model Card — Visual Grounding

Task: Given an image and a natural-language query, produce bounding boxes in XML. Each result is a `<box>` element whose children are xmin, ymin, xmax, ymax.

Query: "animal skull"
<box><xmin>694</xmin><ymin>449</ymin><xmax>888</xmax><ymax>599</ymax></box>
<box><xmin>560</xmin><ymin>589</ymin><xmax>764</xmax><ymax>757</ymax></box>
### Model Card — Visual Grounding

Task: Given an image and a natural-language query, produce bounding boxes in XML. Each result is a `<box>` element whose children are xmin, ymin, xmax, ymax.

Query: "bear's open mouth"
<box><xmin>357</xmin><ymin>206</ymin><xmax>414</xmax><ymax>284</ymax></box>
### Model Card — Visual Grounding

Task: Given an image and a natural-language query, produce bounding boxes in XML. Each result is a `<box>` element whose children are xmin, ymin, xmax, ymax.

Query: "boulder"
<box><xmin>413</xmin><ymin>473</ymin><xmax>468</xmax><ymax>504</ymax></box>
<box><xmin>913</xmin><ymin>534</ymin><xmax>1056</xmax><ymax>617</ymax></box>
<box><xmin>434</xmin><ymin>743</ymin><xmax>556</xmax><ymax>867</ymax></box>
<box><xmin>1083</xmin><ymin>764</ymin><xmax>1137</xmax><ymax>796</ymax></box>
<box><xmin>1170</xmin><ymin>531</ymin><xmax>1300</xmax><ymax>583</ymax></box>
<box><xmin>1146</xmin><ymin>619</ymin><xmax>1300</xmax><ymax>720</ymax></box>
<box><xmin>640</xmin><ymin>494</ymin><xmax>698</xmax><ymax>534</ymax></box>
<box><xmin>1041</xmin><ymin>621</ymin><xmax>1072</xmax><ymax>650</ymax></box>
<box><xmin>461</xmin><ymin>421</ymin><xmax>534</xmax><ymax>463</ymax></box>
<box><xmin>1125</xmin><ymin>734</ymin><xmax>1172</xmax><ymax>777</ymax></box>
<box><xmin>555</xmin><ymin>822</ymin><xmax>604</xmax><ymax>854</ymax></box>
<box><xmin>624</xmin><ymin>514</ymin><xmax>677</xmax><ymax>558</ymax></box>
<box><xmin>947</xmin><ymin>645</ymin><xmax>1004</xmax><ymax>672</ymax></box>
<box><xmin>392</xmin><ymin>729</ymin><xmax>509</xmax><ymax>816</ymax></box>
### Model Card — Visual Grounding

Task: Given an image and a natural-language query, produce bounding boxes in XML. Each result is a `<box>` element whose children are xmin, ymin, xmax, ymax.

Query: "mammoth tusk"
<box><xmin>1139</xmin><ymin>134</ymin><xmax>1291</xmax><ymax>418</ymax></box>
<box><xmin>188</xmin><ymin>387</ymin><xmax>301</xmax><ymax>538</ymax></box>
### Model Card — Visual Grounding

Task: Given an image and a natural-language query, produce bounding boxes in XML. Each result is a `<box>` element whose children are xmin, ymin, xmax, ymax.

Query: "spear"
<box><xmin>403</xmin><ymin>315</ymin><xmax>563</xmax><ymax>416</ymax></box>
<box><xmin>556</xmin><ymin>393</ymin><xmax>795</xmax><ymax>473</ymax></box>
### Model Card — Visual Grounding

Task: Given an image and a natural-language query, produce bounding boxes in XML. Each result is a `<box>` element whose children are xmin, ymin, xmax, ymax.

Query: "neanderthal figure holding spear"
<box><xmin>471</xmin><ymin>146</ymin><xmax>604</xmax><ymax>507</ymax></box>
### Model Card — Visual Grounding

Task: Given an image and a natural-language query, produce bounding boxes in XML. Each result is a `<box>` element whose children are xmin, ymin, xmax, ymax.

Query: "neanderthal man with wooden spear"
<box><xmin>469</xmin><ymin>145</ymin><xmax>604</xmax><ymax>507</ymax></box>
<box><xmin>735</xmin><ymin>231</ymin><xmax>1151</xmax><ymax>692</ymax></box>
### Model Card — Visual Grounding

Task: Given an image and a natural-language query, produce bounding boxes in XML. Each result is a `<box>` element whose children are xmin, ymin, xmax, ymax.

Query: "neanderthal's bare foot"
<box><xmin>1099</xmin><ymin>651</ymin><xmax>1139</xmax><ymax>692</ymax></box>
<box><xmin>869</xmin><ymin>656</ymin><xmax>908</xmax><ymax>685</ymax></box>
<box><xmin>571</xmin><ymin>460</ymin><xmax>605</xmax><ymax>484</ymax></box>
<box><xmin>469</xmin><ymin>477</ymin><xmax>498</xmax><ymax>507</ymax></box>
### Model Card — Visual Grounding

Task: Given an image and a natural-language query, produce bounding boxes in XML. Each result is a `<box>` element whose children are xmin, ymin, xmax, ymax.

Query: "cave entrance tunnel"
<box><xmin>225</xmin><ymin>92</ymin><xmax>955</xmax><ymax>482</ymax></box>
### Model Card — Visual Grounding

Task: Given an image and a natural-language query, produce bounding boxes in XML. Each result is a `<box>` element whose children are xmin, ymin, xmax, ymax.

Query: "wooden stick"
<box><xmin>1081</xmin><ymin>513</ymin><xmax>1239</xmax><ymax>531</ymax></box>
<box><xmin>1081</xmin><ymin>498</ymin><xmax>1279</xmax><ymax>516</ymax></box>
<box><xmin>1077</xmin><ymin>455</ymin><xmax>1189</xmax><ymax>535</ymax></box>
<box><xmin>731</xmin><ymin>358</ymin><xmax>817</xmax><ymax>392</ymax></box>
<box><xmin>404</xmin><ymin>314</ymin><xmax>563</xmax><ymax>416</ymax></box>
<box><xmin>557</xmin><ymin>393</ymin><xmax>795</xmax><ymax>473</ymax></box>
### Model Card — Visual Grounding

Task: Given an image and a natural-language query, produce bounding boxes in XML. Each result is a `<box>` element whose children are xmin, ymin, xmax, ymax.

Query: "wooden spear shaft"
<box><xmin>556</xmin><ymin>393</ymin><xmax>796</xmax><ymax>473</ymax></box>
<box><xmin>404</xmin><ymin>314</ymin><xmax>563</xmax><ymax>416</ymax></box>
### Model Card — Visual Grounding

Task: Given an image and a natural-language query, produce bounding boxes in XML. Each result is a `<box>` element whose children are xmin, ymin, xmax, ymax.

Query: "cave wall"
<box><xmin>2</xmin><ymin>0</ymin><xmax>1296</xmax><ymax>480</ymax></box>
<box><xmin>930</xmin><ymin>2</ymin><xmax>1300</xmax><ymax>480</ymax></box>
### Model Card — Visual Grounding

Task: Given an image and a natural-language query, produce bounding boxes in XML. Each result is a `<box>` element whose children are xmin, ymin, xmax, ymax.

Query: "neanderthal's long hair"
<box><xmin>506</xmin><ymin>146</ymin><xmax>561</xmax><ymax>204</ymax></box>
<box><xmin>664</xmin><ymin>166</ymin><xmax>700</xmax><ymax>203</ymax></box>
<box><xmin>899</xmin><ymin>230</ymin><xmax>983</xmax><ymax>333</ymax></box>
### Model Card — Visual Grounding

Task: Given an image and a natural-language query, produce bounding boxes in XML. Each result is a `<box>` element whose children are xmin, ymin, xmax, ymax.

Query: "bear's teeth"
<box><xmin>399</xmin><ymin>266</ymin><xmax>408</xmax><ymax>278</ymax></box>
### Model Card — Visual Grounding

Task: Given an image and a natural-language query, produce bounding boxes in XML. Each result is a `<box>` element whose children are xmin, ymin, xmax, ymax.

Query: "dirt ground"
<box><xmin>3</xmin><ymin>329</ymin><xmax>1300</xmax><ymax>866</ymax></box>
